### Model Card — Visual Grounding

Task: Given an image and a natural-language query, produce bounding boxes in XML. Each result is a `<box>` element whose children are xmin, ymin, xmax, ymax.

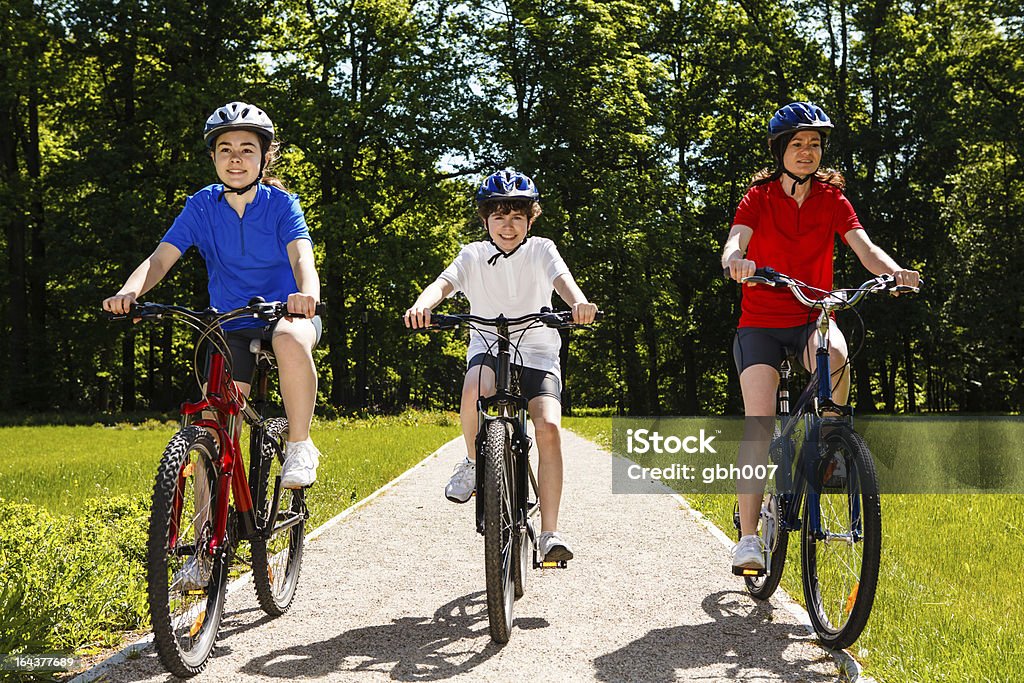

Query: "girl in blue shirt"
<box><xmin>103</xmin><ymin>102</ymin><xmax>322</xmax><ymax>492</ymax></box>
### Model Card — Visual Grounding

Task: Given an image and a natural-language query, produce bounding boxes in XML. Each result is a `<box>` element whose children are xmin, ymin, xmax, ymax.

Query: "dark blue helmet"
<box><xmin>768</xmin><ymin>102</ymin><xmax>833</xmax><ymax>141</ymax></box>
<box><xmin>476</xmin><ymin>170</ymin><xmax>540</xmax><ymax>203</ymax></box>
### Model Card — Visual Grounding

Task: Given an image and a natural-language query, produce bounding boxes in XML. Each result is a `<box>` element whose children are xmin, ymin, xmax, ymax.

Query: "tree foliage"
<box><xmin>0</xmin><ymin>0</ymin><xmax>1018</xmax><ymax>415</ymax></box>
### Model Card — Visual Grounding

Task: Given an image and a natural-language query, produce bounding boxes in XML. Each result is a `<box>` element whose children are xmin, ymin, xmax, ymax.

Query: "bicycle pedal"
<box><xmin>534</xmin><ymin>559</ymin><xmax>568</xmax><ymax>569</ymax></box>
<box><xmin>732</xmin><ymin>566</ymin><xmax>766</xmax><ymax>577</ymax></box>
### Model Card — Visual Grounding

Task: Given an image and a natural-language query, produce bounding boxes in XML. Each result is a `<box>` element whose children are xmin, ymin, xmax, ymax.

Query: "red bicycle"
<box><xmin>107</xmin><ymin>299</ymin><xmax>321</xmax><ymax>677</ymax></box>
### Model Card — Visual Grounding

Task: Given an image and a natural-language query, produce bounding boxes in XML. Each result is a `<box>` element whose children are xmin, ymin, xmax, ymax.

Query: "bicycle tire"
<box><xmin>250</xmin><ymin>417</ymin><xmax>306</xmax><ymax>616</ymax></box>
<box><xmin>800</xmin><ymin>424</ymin><xmax>881</xmax><ymax>650</ymax></box>
<box><xmin>147</xmin><ymin>426</ymin><xmax>230</xmax><ymax>678</ymax></box>
<box><xmin>482</xmin><ymin>419</ymin><xmax>515</xmax><ymax>643</ymax></box>
<box><xmin>745</xmin><ymin>422</ymin><xmax>792</xmax><ymax>599</ymax></box>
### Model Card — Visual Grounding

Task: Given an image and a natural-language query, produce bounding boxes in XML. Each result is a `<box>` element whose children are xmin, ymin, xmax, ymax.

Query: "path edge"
<box><xmin>68</xmin><ymin>436</ymin><xmax>462</xmax><ymax>683</ymax></box>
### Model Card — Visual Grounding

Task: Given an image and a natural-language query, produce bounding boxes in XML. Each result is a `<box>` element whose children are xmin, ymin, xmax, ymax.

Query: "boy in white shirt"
<box><xmin>404</xmin><ymin>170</ymin><xmax>597</xmax><ymax>561</ymax></box>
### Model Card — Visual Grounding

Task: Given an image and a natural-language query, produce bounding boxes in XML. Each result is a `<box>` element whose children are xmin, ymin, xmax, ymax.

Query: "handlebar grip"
<box><xmin>427</xmin><ymin>314</ymin><xmax>460</xmax><ymax>330</ymax></box>
<box><xmin>724</xmin><ymin>266</ymin><xmax>781</xmax><ymax>284</ymax></box>
<box><xmin>270</xmin><ymin>302</ymin><xmax>326</xmax><ymax>319</ymax></box>
<box><xmin>103</xmin><ymin>303</ymin><xmax>151</xmax><ymax>321</ymax></box>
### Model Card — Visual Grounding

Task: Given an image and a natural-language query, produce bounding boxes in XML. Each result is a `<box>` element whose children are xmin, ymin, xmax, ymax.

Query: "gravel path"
<box><xmin>86</xmin><ymin>430</ymin><xmax>843</xmax><ymax>682</ymax></box>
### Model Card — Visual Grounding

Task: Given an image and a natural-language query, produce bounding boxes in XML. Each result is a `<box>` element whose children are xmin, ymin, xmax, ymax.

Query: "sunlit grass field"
<box><xmin>0</xmin><ymin>411</ymin><xmax>462</xmax><ymax>656</ymax></box>
<box><xmin>564</xmin><ymin>416</ymin><xmax>1024</xmax><ymax>683</ymax></box>
<box><xmin>0</xmin><ymin>412</ymin><xmax>461</xmax><ymax>528</ymax></box>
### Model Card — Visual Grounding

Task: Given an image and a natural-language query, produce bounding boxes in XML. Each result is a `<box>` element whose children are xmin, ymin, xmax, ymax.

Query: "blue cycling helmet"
<box><xmin>476</xmin><ymin>169</ymin><xmax>540</xmax><ymax>203</ymax></box>
<box><xmin>768</xmin><ymin>102</ymin><xmax>833</xmax><ymax>142</ymax></box>
<box><xmin>204</xmin><ymin>101</ymin><xmax>275</xmax><ymax>148</ymax></box>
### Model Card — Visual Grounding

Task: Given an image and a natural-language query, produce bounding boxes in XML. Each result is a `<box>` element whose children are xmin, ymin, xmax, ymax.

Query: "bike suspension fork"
<box><xmin>778</xmin><ymin>360</ymin><xmax>791</xmax><ymax>416</ymax></box>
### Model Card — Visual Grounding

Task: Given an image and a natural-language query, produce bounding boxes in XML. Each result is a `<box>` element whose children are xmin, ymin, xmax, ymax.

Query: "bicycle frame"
<box><xmin>175</xmin><ymin>331</ymin><xmax>303</xmax><ymax>561</ymax></box>
<box><xmin>472</xmin><ymin>315</ymin><xmax>539</xmax><ymax>545</ymax></box>
<box><xmin>771</xmin><ymin>306</ymin><xmax>860</xmax><ymax>544</ymax></box>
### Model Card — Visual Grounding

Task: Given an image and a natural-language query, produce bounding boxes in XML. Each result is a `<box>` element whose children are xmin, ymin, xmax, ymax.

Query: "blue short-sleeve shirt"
<box><xmin>161</xmin><ymin>184</ymin><xmax>312</xmax><ymax>330</ymax></box>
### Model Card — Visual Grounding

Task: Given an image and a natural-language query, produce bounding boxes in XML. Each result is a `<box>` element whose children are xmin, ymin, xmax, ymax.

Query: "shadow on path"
<box><xmin>594</xmin><ymin>591</ymin><xmax>834</xmax><ymax>682</ymax></box>
<box><xmin>240</xmin><ymin>590</ymin><xmax>547</xmax><ymax>680</ymax></box>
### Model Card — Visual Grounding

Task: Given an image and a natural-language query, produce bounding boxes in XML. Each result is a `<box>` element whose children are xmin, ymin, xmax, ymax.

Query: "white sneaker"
<box><xmin>171</xmin><ymin>555</ymin><xmax>210</xmax><ymax>592</ymax></box>
<box><xmin>445</xmin><ymin>458</ymin><xmax>476</xmax><ymax>503</ymax></box>
<box><xmin>281</xmin><ymin>439</ymin><xmax>320</xmax><ymax>489</ymax></box>
<box><xmin>732</xmin><ymin>534</ymin><xmax>765</xmax><ymax>572</ymax></box>
<box><xmin>538</xmin><ymin>531</ymin><xmax>573</xmax><ymax>562</ymax></box>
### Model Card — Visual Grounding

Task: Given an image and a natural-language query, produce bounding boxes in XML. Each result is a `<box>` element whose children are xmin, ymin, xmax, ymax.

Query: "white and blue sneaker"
<box><xmin>445</xmin><ymin>458</ymin><xmax>476</xmax><ymax>503</ymax></box>
<box><xmin>172</xmin><ymin>555</ymin><xmax>211</xmax><ymax>592</ymax></box>
<box><xmin>732</xmin><ymin>534</ymin><xmax>765</xmax><ymax>573</ymax></box>
<box><xmin>538</xmin><ymin>531</ymin><xmax>574</xmax><ymax>562</ymax></box>
<box><xmin>281</xmin><ymin>439</ymin><xmax>320</xmax><ymax>489</ymax></box>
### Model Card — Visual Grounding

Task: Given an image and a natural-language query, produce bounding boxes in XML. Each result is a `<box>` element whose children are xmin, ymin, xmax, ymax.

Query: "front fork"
<box><xmin>474</xmin><ymin>401</ymin><xmax>531</xmax><ymax>537</ymax></box>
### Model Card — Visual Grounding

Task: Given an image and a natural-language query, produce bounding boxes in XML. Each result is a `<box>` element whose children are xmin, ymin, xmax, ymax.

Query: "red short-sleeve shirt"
<box><xmin>732</xmin><ymin>179</ymin><xmax>863</xmax><ymax>328</ymax></box>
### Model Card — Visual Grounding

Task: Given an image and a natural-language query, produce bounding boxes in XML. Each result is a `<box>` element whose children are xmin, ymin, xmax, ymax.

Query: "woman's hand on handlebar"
<box><xmin>404</xmin><ymin>305</ymin><xmax>433</xmax><ymax>329</ymax></box>
<box><xmin>888</xmin><ymin>268</ymin><xmax>921</xmax><ymax>296</ymax></box>
<box><xmin>571</xmin><ymin>302</ymin><xmax>599</xmax><ymax>324</ymax></box>
<box><xmin>724</xmin><ymin>258</ymin><xmax>757</xmax><ymax>285</ymax></box>
<box><xmin>102</xmin><ymin>293</ymin><xmax>138</xmax><ymax>317</ymax></box>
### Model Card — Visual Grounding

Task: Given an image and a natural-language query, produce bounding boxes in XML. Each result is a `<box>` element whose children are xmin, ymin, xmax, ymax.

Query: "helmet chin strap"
<box><xmin>781</xmin><ymin>167</ymin><xmax>813</xmax><ymax>195</ymax></box>
<box><xmin>217</xmin><ymin>151</ymin><xmax>267</xmax><ymax>201</ymax></box>
<box><xmin>485</xmin><ymin>219</ymin><xmax>532</xmax><ymax>266</ymax></box>
<box><xmin>486</xmin><ymin>234</ymin><xmax>530</xmax><ymax>266</ymax></box>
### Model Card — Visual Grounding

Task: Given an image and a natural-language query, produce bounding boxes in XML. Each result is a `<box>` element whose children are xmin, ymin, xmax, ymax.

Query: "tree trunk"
<box><xmin>853</xmin><ymin>350</ymin><xmax>874</xmax><ymax>413</ymax></box>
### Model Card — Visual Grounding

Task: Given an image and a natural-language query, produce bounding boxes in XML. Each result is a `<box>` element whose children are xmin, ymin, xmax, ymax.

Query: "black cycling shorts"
<box><xmin>732</xmin><ymin>323</ymin><xmax>815</xmax><ymax>375</ymax></box>
<box><xmin>467</xmin><ymin>353</ymin><xmax>562</xmax><ymax>403</ymax></box>
<box><xmin>206</xmin><ymin>316</ymin><xmax>323</xmax><ymax>384</ymax></box>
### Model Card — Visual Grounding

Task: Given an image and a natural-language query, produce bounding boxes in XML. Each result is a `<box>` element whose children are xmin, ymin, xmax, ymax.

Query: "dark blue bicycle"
<box><xmin>423</xmin><ymin>308</ymin><xmax>599</xmax><ymax>643</ymax></box>
<box><xmin>731</xmin><ymin>267</ymin><xmax>917</xmax><ymax>649</ymax></box>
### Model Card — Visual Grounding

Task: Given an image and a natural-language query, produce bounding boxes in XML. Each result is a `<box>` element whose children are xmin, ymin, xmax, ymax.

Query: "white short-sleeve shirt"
<box><xmin>439</xmin><ymin>237</ymin><xmax>571</xmax><ymax>374</ymax></box>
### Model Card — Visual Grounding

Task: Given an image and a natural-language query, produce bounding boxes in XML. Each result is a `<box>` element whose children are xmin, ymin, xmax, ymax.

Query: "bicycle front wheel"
<box><xmin>482</xmin><ymin>419</ymin><xmax>515</xmax><ymax>643</ymax></box>
<box><xmin>800</xmin><ymin>424</ymin><xmax>881</xmax><ymax>650</ymax></box>
<box><xmin>147</xmin><ymin>426</ymin><xmax>230</xmax><ymax>678</ymax></box>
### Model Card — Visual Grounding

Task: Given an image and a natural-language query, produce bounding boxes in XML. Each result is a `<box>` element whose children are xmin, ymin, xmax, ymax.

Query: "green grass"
<box><xmin>0</xmin><ymin>412</ymin><xmax>461</xmax><ymax>524</ymax></box>
<box><xmin>0</xmin><ymin>411</ymin><xmax>461</xmax><ymax>656</ymax></box>
<box><xmin>564</xmin><ymin>416</ymin><xmax>1024</xmax><ymax>683</ymax></box>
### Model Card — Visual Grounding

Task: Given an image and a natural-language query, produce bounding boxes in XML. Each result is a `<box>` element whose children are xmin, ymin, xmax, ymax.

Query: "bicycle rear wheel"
<box><xmin>800</xmin><ymin>424</ymin><xmax>881</xmax><ymax>649</ymax></box>
<box><xmin>250</xmin><ymin>417</ymin><xmax>306</xmax><ymax>616</ymax></box>
<box><xmin>482</xmin><ymin>419</ymin><xmax>515</xmax><ymax>643</ymax></box>
<box><xmin>147</xmin><ymin>426</ymin><xmax>229</xmax><ymax>678</ymax></box>
<box><xmin>742</xmin><ymin>494</ymin><xmax>790</xmax><ymax>599</ymax></box>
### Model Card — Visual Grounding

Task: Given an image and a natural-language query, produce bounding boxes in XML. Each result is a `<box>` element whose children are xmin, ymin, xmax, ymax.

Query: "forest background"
<box><xmin>1</xmin><ymin>0</ymin><xmax>1020</xmax><ymax>418</ymax></box>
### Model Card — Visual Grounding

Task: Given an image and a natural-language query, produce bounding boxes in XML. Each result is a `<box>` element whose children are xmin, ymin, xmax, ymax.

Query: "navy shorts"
<box><xmin>732</xmin><ymin>323</ymin><xmax>815</xmax><ymax>375</ymax></box>
<box><xmin>206</xmin><ymin>316</ymin><xmax>322</xmax><ymax>383</ymax></box>
<box><xmin>467</xmin><ymin>353</ymin><xmax>562</xmax><ymax>403</ymax></box>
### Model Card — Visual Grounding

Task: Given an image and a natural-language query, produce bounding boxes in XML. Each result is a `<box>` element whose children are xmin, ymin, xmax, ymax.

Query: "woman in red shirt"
<box><xmin>721</xmin><ymin>102</ymin><xmax>920</xmax><ymax>573</ymax></box>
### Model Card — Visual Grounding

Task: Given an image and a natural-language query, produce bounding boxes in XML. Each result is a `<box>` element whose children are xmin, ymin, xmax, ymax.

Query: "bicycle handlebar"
<box><xmin>724</xmin><ymin>266</ymin><xmax>919</xmax><ymax>311</ymax></box>
<box><xmin>103</xmin><ymin>298</ymin><xmax>326</xmax><ymax>325</ymax></box>
<box><xmin>421</xmin><ymin>307</ymin><xmax>603</xmax><ymax>331</ymax></box>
